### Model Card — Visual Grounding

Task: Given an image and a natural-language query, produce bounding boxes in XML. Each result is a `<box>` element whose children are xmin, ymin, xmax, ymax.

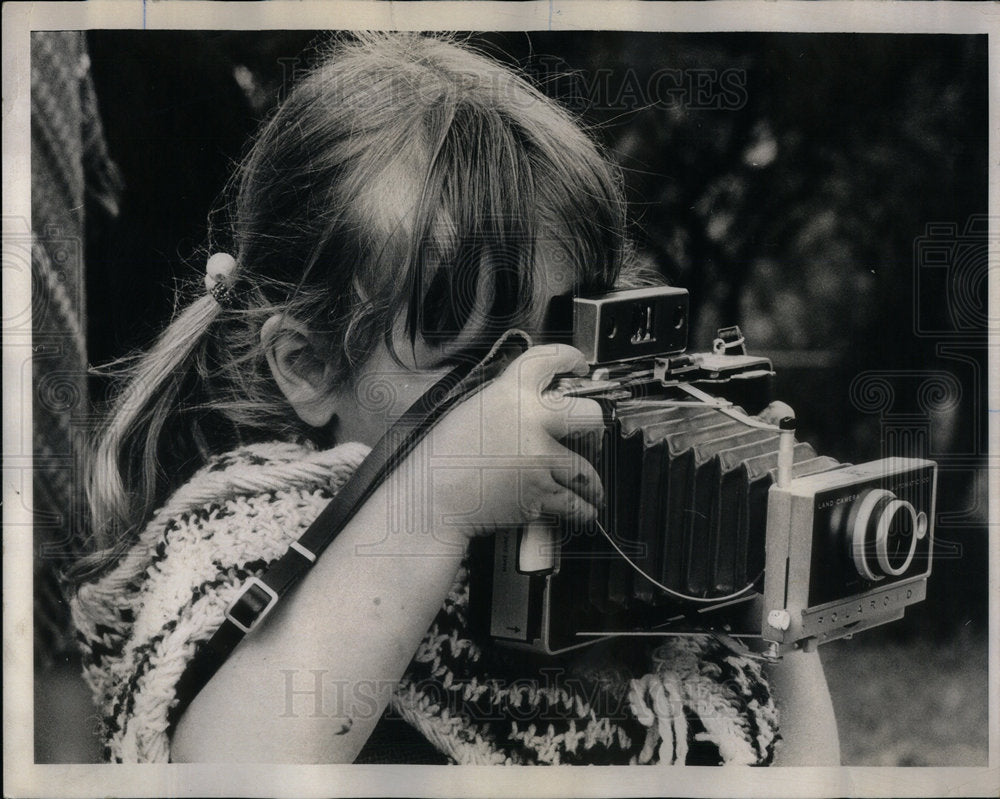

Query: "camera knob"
<box><xmin>767</xmin><ymin>609</ymin><xmax>792</xmax><ymax>631</ymax></box>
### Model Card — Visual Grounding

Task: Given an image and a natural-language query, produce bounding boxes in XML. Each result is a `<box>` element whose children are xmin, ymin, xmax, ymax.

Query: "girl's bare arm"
<box><xmin>171</xmin><ymin>345</ymin><xmax>604</xmax><ymax>763</ymax></box>
<box><xmin>767</xmin><ymin>648</ymin><xmax>841</xmax><ymax>765</ymax></box>
<box><xmin>171</xmin><ymin>470</ymin><xmax>470</xmax><ymax>763</ymax></box>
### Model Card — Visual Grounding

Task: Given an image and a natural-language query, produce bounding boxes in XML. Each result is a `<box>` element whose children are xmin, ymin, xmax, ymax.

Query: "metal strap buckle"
<box><xmin>224</xmin><ymin>577</ymin><xmax>279</xmax><ymax>635</ymax></box>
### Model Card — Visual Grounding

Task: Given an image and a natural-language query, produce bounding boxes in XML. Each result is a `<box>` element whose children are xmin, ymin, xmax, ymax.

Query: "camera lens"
<box><xmin>848</xmin><ymin>489</ymin><xmax>922</xmax><ymax>580</ymax></box>
<box><xmin>878</xmin><ymin>500</ymin><xmax>913</xmax><ymax>575</ymax></box>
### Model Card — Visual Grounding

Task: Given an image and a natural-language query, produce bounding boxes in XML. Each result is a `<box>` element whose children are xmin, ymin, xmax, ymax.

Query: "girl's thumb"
<box><xmin>507</xmin><ymin>344</ymin><xmax>589</xmax><ymax>392</ymax></box>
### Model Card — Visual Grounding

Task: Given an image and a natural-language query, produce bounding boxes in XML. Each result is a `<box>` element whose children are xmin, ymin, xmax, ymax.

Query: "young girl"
<box><xmin>70</xmin><ymin>32</ymin><xmax>839</xmax><ymax>765</ymax></box>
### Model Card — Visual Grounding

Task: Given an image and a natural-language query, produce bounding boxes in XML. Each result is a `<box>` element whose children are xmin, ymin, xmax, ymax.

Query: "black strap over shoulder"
<box><xmin>169</xmin><ymin>334</ymin><xmax>527</xmax><ymax>730</ymax></box>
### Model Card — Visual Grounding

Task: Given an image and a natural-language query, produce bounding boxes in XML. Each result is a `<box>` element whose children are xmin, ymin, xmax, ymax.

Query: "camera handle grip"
<box><xmin>517</xmin><ymin>522</ymin><xmax>556</xmax><ymax>574</ymax></box>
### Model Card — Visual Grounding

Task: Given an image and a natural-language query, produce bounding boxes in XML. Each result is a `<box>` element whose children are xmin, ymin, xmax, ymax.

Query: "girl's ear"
<box><xmin>261</xmin><ymin>315</ymin><xmax>339</xmax><ymax>427</ymax></box>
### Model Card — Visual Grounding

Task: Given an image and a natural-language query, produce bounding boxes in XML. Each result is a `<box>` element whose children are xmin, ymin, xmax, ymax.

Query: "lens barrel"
<box><xmin>849</xmin><ymin>488</ymin><xmax>924</xmax><ymax>580</ymax></box>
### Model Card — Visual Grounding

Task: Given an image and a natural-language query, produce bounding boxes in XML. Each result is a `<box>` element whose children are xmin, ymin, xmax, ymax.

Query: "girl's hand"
<box><xmin>426</xmin><ymin>344</ymin><xmax>606</xmax><ymax>540</ymax></box>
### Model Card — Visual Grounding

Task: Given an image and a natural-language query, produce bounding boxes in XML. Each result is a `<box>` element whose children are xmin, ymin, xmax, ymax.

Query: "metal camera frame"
<box><xmin>473</xmin><ymin>286</ymin><xmax>937</xmax><ymax>657</ymax></box>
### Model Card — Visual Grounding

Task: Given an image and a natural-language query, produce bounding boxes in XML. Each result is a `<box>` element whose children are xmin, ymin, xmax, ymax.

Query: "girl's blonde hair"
<box><xmin>76</xmin><ymin>32</ymin><xmax>648</xmax><ymax>580</ymax></box>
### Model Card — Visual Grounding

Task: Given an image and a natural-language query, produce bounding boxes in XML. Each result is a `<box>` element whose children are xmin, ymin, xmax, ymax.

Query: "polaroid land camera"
<box><xmin>468</xmin><ymin>286</ymin><xmax>936</xmax><ymax>657</ymax></box>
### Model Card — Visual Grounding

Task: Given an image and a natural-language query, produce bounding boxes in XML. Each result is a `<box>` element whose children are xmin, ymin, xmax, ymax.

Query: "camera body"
<box><xmin>468</xmin><ymin>286</ymin><xmax>936</xmax><ymax>655</ymax></box>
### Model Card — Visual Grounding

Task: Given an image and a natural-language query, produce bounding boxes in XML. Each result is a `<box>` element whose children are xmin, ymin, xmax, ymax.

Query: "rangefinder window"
<box><xmin>571</xmin><ymin>286</ymin><xmax>688</xmax><ymax>364</ymax></box>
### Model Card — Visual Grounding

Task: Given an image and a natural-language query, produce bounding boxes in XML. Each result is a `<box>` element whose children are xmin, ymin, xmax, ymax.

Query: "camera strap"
<box><xmin>169</xmin><ymin>331</ymin><xmax>530</xmax><ymax>728</ymax></box>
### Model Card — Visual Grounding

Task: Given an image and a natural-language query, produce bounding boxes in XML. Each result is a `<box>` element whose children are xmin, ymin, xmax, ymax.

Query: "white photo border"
<box><xmin>3</xmin><ymin>2</ymin><xmax>997</xmax><ymax>797</ymax></box>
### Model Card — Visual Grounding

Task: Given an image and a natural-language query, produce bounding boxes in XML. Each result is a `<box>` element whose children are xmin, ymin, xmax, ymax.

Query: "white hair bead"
<box><xmin>204</xmin><ymin>252</ymin><xmax>238</xmax><ymax>305</ymax></box>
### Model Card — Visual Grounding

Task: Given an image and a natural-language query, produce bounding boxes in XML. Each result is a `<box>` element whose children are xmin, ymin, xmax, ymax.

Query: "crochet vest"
<box><xmin>71</xmin><ymin>441</ymin><xmax>780</xmax><ymax>764</ymax></box>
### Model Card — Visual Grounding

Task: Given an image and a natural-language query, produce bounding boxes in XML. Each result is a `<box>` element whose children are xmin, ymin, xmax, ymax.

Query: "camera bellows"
<box><xmin>568</xmin><ymin>401</ymin><xmax>841</xmax><ymax>605</ymax></box>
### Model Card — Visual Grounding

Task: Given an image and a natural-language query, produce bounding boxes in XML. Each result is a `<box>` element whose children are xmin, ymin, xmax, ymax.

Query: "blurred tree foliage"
<box><xmin>86</xmin><ymin>31</ymin><xmax>988</xmax><ymax>633</ymax></box>
<box><xmin>496</xmin><ymin>34</ymin><xmax>986</xmax><ymax>431</ymax></box>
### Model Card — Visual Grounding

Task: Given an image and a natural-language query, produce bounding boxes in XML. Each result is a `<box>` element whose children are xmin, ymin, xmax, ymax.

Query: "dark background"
<box><xmin>37</xmin><ymin>30</ymin><xmax>991</xmax><ymax>765</ymax></box>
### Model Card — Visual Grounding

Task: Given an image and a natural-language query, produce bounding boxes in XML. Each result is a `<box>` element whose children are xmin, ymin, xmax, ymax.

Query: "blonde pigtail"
<box><xmin>75</xmin><ymin>293</ymin><xmax>223</xmax><ymax>579</ymax></box>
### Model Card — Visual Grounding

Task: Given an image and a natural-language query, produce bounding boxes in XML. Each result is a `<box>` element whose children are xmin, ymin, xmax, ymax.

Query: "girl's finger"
<box><xmin>539</xmin><ymin>394</ymin><xmax>605</xmax><ymax>439</ymax></box>
<box><xmin>549</xmin><ymin>451</ymin><xmax>604</xmax><ymax>509</ymax></box>
<box><xmin>535</xmin><ymin>485</ymin><xmax>599</xmax><ymax>526</ymax></box>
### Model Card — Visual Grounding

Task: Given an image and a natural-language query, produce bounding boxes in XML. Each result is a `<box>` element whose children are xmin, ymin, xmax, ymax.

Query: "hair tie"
<box><xmin>204</xmin><ymin>252</ymin><xmax>237</xmax><ymax>306</ymax></box>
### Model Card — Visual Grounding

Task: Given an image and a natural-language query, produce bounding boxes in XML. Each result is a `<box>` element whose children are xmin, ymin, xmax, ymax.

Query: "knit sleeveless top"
<box><xmin>70</xmin><ymin>441</ymin><xmax>780</xmax><ymax>764</ymax></box>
